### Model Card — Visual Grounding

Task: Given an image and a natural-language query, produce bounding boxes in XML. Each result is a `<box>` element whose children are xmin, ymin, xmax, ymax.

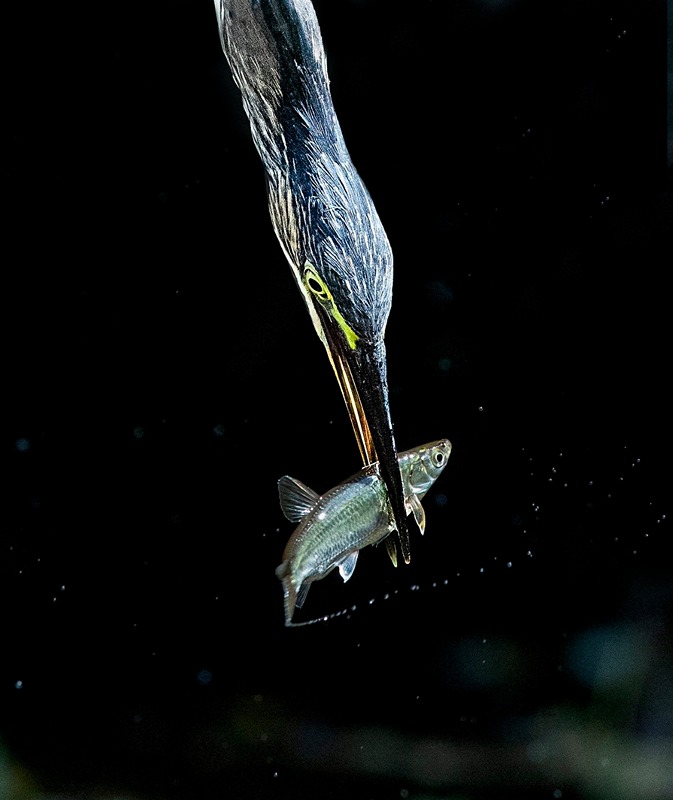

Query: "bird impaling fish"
<box><xmin>212</xmin><ymin>0</ymin><xmax>412</xmax><ymax>563</ymax></box>
<box><xmin>276</xmin><ymin>440</ymin><xmax>452</xmax><ymax>626</ymax></box>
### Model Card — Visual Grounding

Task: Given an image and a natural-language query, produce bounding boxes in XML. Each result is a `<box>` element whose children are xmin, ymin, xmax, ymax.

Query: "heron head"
<box><xmin>298</xmin><ymin>258</ymin><xmax>411</xmax><ymax>562</ymax></box>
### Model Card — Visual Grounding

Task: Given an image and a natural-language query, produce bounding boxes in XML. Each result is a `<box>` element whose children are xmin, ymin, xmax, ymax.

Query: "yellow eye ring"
<box><xmin>302</xmin><ymin>263</ymin><xmax>330</xmax><ymax>302</ymax></box>
<box><xmin>302</xmin><ymin>261</ymin><xmax>360</xmax><ymax>351</ymax></box>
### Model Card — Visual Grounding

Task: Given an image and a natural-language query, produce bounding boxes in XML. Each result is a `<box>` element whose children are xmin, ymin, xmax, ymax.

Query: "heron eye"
<box><xmin>302</xmin><ymin>260</ymin><xmax>360</xmax><ymax>351</ymax></box>
<box><xmin>303</xmin><ymin>263</ymin><xmax>330</xmax><ymax>302</ymax></box>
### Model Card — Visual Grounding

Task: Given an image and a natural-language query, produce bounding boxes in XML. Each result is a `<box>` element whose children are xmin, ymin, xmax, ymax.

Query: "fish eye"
<box><xmin>432</xmin><ymin>451</ymin><xmax>446</xmax><ymax>468</ymax></box>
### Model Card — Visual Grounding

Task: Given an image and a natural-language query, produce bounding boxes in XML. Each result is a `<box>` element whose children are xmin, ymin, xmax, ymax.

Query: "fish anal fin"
<box><xmin>295</xmin><ymin>581</ymin><xmax>311</xmax><ymax>610</ymax></box>
<box><xmin>337</xmin><ymin>551</ymin><xmax>359</xmax><ymax>582</ymax></box>
<box><xmin>278</xmin><ymin>476</ymin><xmax>321</xmax><ymax>522</ymax></box>
<box><xmin>407</xmin><ymin>493</ymin><xmax>426</xmax><ymax>535</ymax></box>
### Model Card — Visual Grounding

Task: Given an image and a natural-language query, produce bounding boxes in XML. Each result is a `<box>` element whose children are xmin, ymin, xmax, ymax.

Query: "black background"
<box><xmin>3</xmin><ymin>1</ymin><xmax>672</xmax><ymax>798</ymax></box>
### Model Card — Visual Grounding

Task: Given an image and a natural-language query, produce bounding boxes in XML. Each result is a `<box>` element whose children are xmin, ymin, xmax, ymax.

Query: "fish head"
<box><xmin>406</xmin><ymin>438</ymin><xmax>452</xmax><ymax>500</ymax></box>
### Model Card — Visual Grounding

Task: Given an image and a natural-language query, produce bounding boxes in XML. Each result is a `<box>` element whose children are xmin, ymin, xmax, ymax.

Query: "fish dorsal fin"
<box><xmin>337</xmin><ymin>551</ymin><xmax>359</xmax><ymax>582</ymax></box>
<box><xmin>295</xmin><ymin>581</ymin><xmax>311</xmax><ymax>610</ymax></box>
<box><xmin>277</xmin><ymin>476</ymin><xmax>321</xmax><ymax>522</ymax></box>
<box><xmin>407</xmin><ymin>493</ymin><xmax>426</xmax><ymax>535</ymax></box>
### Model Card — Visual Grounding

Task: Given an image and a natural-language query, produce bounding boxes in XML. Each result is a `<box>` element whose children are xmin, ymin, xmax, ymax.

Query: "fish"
<box><xmin>275</xmin><ymin>439</ymin><xmax>451</xmax><ymax>626</ymax></box>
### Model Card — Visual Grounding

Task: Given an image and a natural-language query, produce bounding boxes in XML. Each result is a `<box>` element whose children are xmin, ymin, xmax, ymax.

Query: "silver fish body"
<box><xmin>275</xmin><ymin>439</ymin><xmax>451</xmax><ymax>625</ymax></box>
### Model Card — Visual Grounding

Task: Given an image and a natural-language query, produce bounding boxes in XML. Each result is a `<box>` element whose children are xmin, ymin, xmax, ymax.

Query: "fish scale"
<box><xmin>288</xmin><ymin>472</ymin><xmax>391</xmax><ymax>570</ymax></box>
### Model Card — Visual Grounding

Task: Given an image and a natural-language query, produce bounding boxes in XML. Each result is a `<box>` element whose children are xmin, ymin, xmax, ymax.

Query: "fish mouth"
<box><xmin>322</xmin><ymin>323</ymin><xmax>411</xmax><ymax>564</ymax></box>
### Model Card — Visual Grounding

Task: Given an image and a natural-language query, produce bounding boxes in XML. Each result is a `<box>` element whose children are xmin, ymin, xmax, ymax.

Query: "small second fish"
<box><xmin>275</xmin><ymin>438</ymin><xmax>451</xmax><ymax>625</ymax></box>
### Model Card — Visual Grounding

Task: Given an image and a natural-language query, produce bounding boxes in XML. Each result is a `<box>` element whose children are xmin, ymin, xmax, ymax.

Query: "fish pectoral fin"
<box><xmin>385</xmin><ymin>536</ymin><xmax>398</xmax><ymax>568</ymax></box>
<box><xmin>407</xmin><ymin>494</ymin><xmax>426</xmax><ymax>535</ymax></box>
<box><xmin>295</xmin><ymin>582</ymin><xmax>311</xmax><ymax>610</ymax></box>
<box><xmin>337</xmin><ymin>551</ymin><xmax>359</xmax><ymax>582</ymax></box>
<box><xmin>278</xmin><ymin>476</ymin><xmax>321</xmax><ymax>522</ymax></box>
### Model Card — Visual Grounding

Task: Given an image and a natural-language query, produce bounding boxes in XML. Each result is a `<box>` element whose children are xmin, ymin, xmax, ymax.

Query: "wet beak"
<box><xmin>323</xmin><ymin>326</ymin><xmax>411</xmax><ymax>564</ymax></box>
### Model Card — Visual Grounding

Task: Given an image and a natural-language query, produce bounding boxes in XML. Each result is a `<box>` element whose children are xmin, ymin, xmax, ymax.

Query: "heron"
<box><xmin>212</xmin><ymin>0</ymin><xmax>411</xmax><ymax>563</ymax></box>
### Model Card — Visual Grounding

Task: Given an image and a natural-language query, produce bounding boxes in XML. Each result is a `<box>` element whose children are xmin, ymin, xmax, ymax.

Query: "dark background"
<box><xmin>3</xmin><ymin>1</ymin><xmax>671</xmax><ymax>798</ymax></box>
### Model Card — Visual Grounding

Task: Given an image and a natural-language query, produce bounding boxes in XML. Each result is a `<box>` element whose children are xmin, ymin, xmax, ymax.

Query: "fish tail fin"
<box><xmin>281</xmin><ymin>578</ymin><xmax>311</xmax><ymax>627</ymax></box>
<box><xmin>280</xmin><ymin>575</ymin><xmax>297</xmax><ymax>627</ymax></box>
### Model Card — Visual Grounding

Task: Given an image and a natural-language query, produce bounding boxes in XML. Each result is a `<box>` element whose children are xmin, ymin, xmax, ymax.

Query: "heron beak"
<box><xmin>322</xmin><ymin>323</ymin><xmax>411</xmax><ymax>564</ymax></box>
